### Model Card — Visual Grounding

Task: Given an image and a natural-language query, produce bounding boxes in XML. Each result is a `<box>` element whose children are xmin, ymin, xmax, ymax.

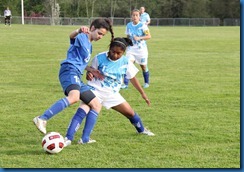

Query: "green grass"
<box><xmin>0</xmin><ymin>24</ymin><xmax>240</xmax><ymax>168</ymax></box>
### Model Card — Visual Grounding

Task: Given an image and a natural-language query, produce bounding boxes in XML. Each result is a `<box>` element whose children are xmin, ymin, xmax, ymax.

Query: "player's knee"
<box><xmin>89</xmin><ymin>99</ymin><xmax>102</xmax><ymax>112</ymax></box>
<box><xmin>67</xmin><ymin>94</ymin><xmax>80</xmax><ymax>104</ymax></box>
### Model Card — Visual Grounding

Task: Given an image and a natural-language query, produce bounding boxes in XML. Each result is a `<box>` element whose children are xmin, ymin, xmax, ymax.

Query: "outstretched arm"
<box><xmin>130</xmin><ymin>77</ymin><xmax>150</xmax><ymax>106</ymax></box>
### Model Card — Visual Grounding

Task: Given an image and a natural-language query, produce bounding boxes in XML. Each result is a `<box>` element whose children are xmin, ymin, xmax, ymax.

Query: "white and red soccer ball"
<box><xmin>42</xmin><ymin>132</ymin><xmax>64</xmax><ymax>154</ymax></box>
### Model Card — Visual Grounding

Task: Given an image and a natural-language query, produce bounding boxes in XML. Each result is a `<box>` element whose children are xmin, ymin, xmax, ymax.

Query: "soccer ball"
<box><xmin>42</xmin><ymin>132</ymin><xmax>64</xmax><ymax>154</ymax></box>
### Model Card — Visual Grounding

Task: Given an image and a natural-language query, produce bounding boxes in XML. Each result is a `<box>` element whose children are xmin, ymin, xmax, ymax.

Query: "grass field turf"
<box><xmin>0</xmin><ymin>25</ymin><xmax>240</xmax><ymax>168</ymax></box>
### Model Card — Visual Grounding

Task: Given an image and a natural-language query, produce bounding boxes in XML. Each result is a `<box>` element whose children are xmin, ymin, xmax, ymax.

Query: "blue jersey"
<box><xmin>61</xmin><ymin>33</ymin><xmax>92</xmax><ymax>75</ymax></box>
<box><xmin>140</xmin><ymin>12</ymin><xmax>150</xmax><ymax>24</ymax></box>
<box><xmin>125</xmin><ymin>22</ymin><xmax>149</xmax><ymax>49</ymax></box>
<box><xmin>88</xmin><ymin>52</ymin><xmax>138</xmax><ymax>93</ymax></box>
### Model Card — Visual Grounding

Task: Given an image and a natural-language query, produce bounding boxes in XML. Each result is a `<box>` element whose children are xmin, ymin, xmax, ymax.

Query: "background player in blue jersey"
<box><xmin>64</xmin><ymin>37</ymin><xmax>154</xmax><ymax>147</ymax></box>
<box><xmin>140</xmin><ymin>6</ymin><xmax>151</xmax><ymax>25</ymax></box>
<box><xmin>121</xmin><ymin>9</ymin><xmax>151</xmax><ymax>89</ymax></box>
<box><xmin>33</xmin><ymin>18</ymin><xmax>114</xmax><ymax>135</ymax></box>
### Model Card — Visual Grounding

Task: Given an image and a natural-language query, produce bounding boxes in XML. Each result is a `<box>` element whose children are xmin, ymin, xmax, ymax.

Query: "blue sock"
<box><xmin>66</xmin><ymin>108</ymin><xmax>87</xmax><ymax>141</ymax></box>
<box><xmin>129</xmin><ymin>113</ymin><xmax>144</xmax><ymax>133</ymax></box>
<box><xmin>39</xmin><ymin>98</ymin><xmax>70</xmax><ymax>120</ymax></box>
<box><xmin>143</xmin><ymin>71</ymin><xmax>150</xmax><ymax>84</ymax></box>
<box><xmin>82</xmin><ymin>110</ymin><xmax>98</xmax><ymax>143</ymax></box>
<box><xmin>124</xmin><ymin>75</ymin><xmax>130</xmax><ymax>85</ymax></box>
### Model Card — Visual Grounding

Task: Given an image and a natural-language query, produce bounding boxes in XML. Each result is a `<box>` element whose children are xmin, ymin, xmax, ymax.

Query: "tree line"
<box><xmin>1</xmin><ymin>0</ymin><xmax>240</xmax><ymax>21</ymax></box>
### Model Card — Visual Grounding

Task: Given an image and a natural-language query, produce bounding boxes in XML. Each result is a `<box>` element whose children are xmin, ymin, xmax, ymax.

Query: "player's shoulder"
<box><xmin>96</xmin><ymin>51</ymin><xmax>108</xmax><ymax>60</ymax></box>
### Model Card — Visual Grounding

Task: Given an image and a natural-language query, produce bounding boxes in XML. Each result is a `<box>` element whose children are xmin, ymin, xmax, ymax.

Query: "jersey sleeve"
<box><xmin>125</xmin><ymin>23</ymin><xmax>130</xmax><ymax>35</ymax></box>
<box><xmin>90</xmin><ymin>55</ymin><xmax>99</xmax><ymax>69</ymax></box>
<box><xmin>125</xmin><ymin>60</ymin><xmax>139</xmax><ymax>79</ymax></box>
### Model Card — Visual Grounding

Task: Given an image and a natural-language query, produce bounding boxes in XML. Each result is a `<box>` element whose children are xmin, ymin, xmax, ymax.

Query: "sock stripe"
<box><xmin>62</xmin><ymin>98</ymin><xmax>70</xmax><ymax>107</ymax></box>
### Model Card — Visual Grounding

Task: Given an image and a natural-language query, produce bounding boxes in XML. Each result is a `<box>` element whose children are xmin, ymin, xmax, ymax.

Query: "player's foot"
<box><xmin>33</xmin><ymin>116</ymin><xmax>47</xmax><ymax>134</ymax></box>
<box><xmin>121</xmin><ymin>84</ymin><xmax>128</xmax><ymax>89</ymax></box>
<box><xmin>139</xmin><ymin>128</ymin><xmax>155</xmax><ymax>136</ymax></box>
<box><xmin>64</xmin><ymin>137</ymin><xmax>72</xmax><ymax>147</ymax></box>
<box><xmin>143</xmin><ymin>83</ymin><xmax>149</xmax><ymax>88</ymax></box>
<box><xmin>78</xmin><ymin>138</ymin><xmax>96</xmax><ymax>144</ymax></box>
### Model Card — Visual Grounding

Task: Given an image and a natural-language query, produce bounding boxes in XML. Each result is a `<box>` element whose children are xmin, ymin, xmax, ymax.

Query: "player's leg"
<box><xmin>112</xmin><ymin>100</ymin><xmax>154</xmax><ymax>136</ymax></box>
<box><xmin>136</xmin><ymin>48</ymin><xmax>149</xmax><ymax>88</ymax></box>
<box><xmin>8</xmin><ymin>16</ymin><xmax>11</xmax><ymax>26</ymax></box>
<box><xmin>33</xmin><ymin>65</ymin><xmax>81</xmax><ymax>134</ymax></box>
<box><xmin>140</xmin><ymin>64</ymin><xmax>150</xmax><ymax>88</ymax></box>
<box><xmin>65</xmin><ymin>86</ymin><xmax>101</xmax><ymax>146</ymax></box>
<box><xmin>80</xmin><ymin>94</ymin><xmax>102</xmax><ymax>143</ymax></box>
<box><xmin>64</xmin><ymin>102</ymin><xmax>90</xmax><ymax>147</ymax></box>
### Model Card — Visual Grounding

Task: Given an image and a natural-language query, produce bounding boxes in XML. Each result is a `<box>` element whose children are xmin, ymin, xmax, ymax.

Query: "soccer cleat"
<box><xmin>139</xmin><ymin>128</ymin><xmax>155</xmax><ymax>136</ymax></box>
<box><xmin>121</xmin><ymin>84</ymin><xmax>128</xmax><ymax>89</ymax></box>
<box><xmin>143</xmin><ymin>83</ymin><xmax>150</xmax><ymax>88</ymax></box>
<box><xmin>78</xmin><ymin>138</ymin><xmax>96</xmax><ymax>144</ymax></box>
<box><xmin>64</xmin><ymin>137</ymin><xmax>72</xmax><ymax>147</ymax></box>
<box><xmin>33</xmin><ymin>116</ymin><xmax>47</xmax><ymax>134</ymax></box>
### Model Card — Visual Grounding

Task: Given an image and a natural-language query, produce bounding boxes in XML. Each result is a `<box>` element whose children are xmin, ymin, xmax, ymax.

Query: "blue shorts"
<box><xmin>59</xmin><ymin>63</ymin><xmax>90</xmax><ymax>95</ymax></box>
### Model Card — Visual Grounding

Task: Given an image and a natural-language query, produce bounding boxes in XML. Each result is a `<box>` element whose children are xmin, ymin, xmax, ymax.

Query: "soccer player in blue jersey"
<box><xmin>64</xmin><ymin>37</ymin><xmax>154</xmax><ymax>147</ymax></box>
<box><xmin>140</xmin><ymin>6</ymin><xmax>151</xmax><ymax>25</ymax></box>
<box><xmin>121</xmin><ymin>9</ymin><xmax>151</xmax><ymax>89</ymax></box>
<box><xmin>33</xmin><ymin>18</ymin><xmax>114</xmax><ymax>135</ymax></box>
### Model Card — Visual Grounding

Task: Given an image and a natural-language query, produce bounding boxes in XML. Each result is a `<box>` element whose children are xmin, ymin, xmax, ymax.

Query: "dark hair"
<box><xmin>109</xmin><ymin>37</ymin><xmax>133</xmax><ymax>52</ymax></box>
<box><xmin>90</xmin><ymin>18</ymin><xmax>114</xmax><ymax>42</ymax></box>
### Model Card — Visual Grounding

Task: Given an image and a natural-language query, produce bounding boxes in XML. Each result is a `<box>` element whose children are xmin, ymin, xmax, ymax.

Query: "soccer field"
<box><xmin>0</xmin><ymin>25</ymin><xmax>240</xmax><ymax>168</ymax></box>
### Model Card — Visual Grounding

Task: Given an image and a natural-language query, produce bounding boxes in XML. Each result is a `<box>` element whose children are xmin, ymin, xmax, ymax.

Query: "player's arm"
<box><xmin>85</xmin><ymin>66</ymin><xmax>104</xmax><ymax>80</ymax></box>
<box><xmin>70</xmin><ymin>26</ymin><xmax>89</xmax><ymax>39</ymax></box>
<box><xmin>130</xmin><ymin>77</ymin><xmax>150</xmax><ymax>106</ymax></box>
<box><xmin>133</xmin><ymin>29</ymin><xmax>151</xmax><ymax>41</ymax></box>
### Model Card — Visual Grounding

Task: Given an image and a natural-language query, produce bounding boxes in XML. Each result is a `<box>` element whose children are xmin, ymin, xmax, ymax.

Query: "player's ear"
<box><xmin>90</xmin><ymin>25</ymin><xmax>95</xmax><ymax>32</ymax></box>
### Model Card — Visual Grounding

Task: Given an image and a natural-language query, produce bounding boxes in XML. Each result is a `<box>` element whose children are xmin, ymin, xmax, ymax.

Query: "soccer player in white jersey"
<box><xmin>64</xmin><ymin>37</ymin><xmax>154</xmax><ymax>147</ymax></box>
<box><xmin>121</xmin><ymin>9</ymin><xmax>151</xmax><ymax>89</ymax></box>
<box><xmin>140</xmin><ymin>6</ymin><xmax>151</xmax><ymax>25</ymax></box>
<box><xmin>4</xmin><ymin>7</ymin><xmax>12</xmax><ymax>26</ymax></box>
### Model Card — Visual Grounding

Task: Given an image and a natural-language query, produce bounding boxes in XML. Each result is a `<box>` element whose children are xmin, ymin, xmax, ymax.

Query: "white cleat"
<box><xmin>33</xmin><ymin>116</ymin><xmax>47</xmax><ymax>134</ymax></box>
<box><xmin>64</xmin><ymin>137</ymin><xmax>72</xmax><ymax>147</ymax></box>
<box><xmin>121</xmin><ymin>84</ymin><xmax>128</xmax><ymax>89</ymax></box>
<box><xmin>139</xmin><ymin>128</ymin><xmax>155</xmax><ymax>136</ymax></box>
<box><xmin>143</xmin><ymin>83</ymin><xmax>149</xmax><ymax>88</ymax></box>
<box><xmin>78</xmin><ymin>138</ymin><xmax>96</xmax><ymax>144</ymax></box>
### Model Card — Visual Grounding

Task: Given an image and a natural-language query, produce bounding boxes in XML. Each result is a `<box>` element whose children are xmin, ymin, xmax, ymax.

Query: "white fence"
<box><xmin>0</xmin><ymin>16</ymin><xmax>240</xmax><ymax>26</ymax></box>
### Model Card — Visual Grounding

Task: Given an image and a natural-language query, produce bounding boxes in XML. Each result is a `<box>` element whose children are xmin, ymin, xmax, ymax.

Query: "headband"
<box><xmin>113</xmin><ymin>40</ymin><xmax>126</xmax><ymax>48</ymax></box>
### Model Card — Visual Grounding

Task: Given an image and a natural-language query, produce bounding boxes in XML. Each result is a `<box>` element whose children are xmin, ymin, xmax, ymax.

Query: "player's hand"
<box><xmin>80</xmin><ymin>26</ymin><xmax>89</xmax><ymax>33</ymax></box>
<box><xmin>86</xmin><ymin>71</ymin><xmax>94</xmax><ymax>81</ymax></box>
<box><xmin>142</xmin><ymin>93</ymin><xmax>150</xmax><ymax>106</ymax></box>
<box><xmin>133</xmin><ymin>36</ymin><xmax>141</xmax><ymax>41</ymax></box>
<box><xmin>90</xmin><ymin>68</ymin><xmax>104</xmax><ymax>80</ymax></box>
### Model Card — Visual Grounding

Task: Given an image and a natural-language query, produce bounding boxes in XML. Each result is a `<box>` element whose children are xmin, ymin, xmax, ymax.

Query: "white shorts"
<box><xmin>91</xmin><ymin>89</ymin><xmax>126</xmax><ymax>109</ymax></box>
<box><xmin>126</xmin><ymin>47</ymin><xmax>148</xmax><ymax>65</ymax></box>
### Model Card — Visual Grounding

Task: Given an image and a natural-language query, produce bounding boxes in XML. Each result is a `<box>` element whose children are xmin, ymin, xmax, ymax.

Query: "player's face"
<box><xmin>109</xmin><ymin>46</ymin><xmax>124</xmax><ymax>61</ymax></box>
<box><xmin>131</xmin><ymin>11</ymin><xmax>140</xmax><ymax>24</ymax></box>
<box><xmin>140</xmin><ymin>7</ymin><xmax>145</xmax><ymax>13</ymax></box>
<box><xmin>90</xmin><ymin>27</ymin><xmax>107</xmax><ymax>41</ymax></box>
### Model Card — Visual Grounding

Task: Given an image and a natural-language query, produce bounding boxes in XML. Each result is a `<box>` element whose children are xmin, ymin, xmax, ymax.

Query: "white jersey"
<box><xmin>125</xmin><ymin>21</ymin><xmax>149</xmax><ymax>50</ymax></box>
<box><xmin>4</xmin><ymin>10</ymin><xmax>11</xmax><ymax>17</ymax></box>
<box><xmin>88</xmin><ymin>51</ymin><xmax>139</xmax><ymax>94</ymax></box>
